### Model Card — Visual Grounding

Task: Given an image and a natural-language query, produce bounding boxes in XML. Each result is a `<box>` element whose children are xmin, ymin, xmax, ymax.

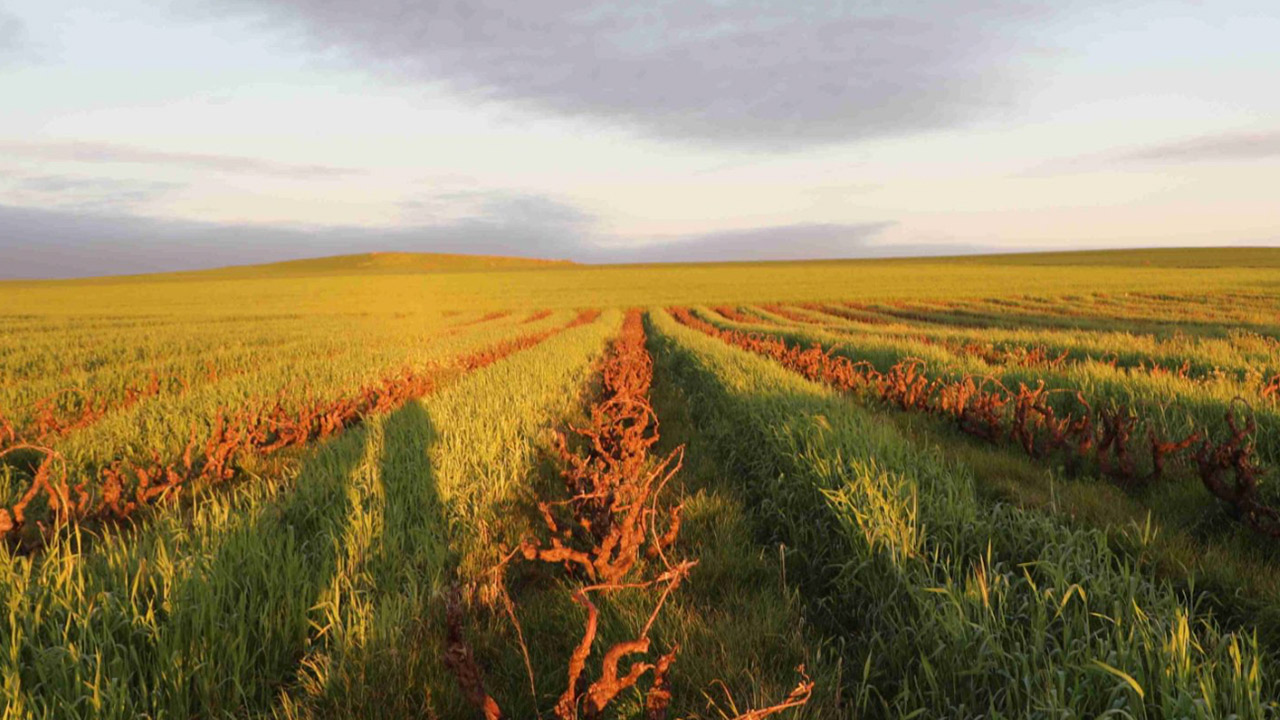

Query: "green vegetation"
<box><xmin>0</xmin><ymin>311</ymin><xmax>619</xmax><ymax>718</ymax></box>
<box><xmin>648</xmin><ymin>308</ymin><xmax>1275</xmax><ymax>716</ymax></box>
<box><xmin>3</xmin><ymin>247</ymin><xmax>1280</xmax><ymax>717</ymax></box>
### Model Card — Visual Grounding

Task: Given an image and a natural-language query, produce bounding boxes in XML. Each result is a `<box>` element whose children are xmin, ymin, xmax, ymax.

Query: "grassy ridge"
<box><xmin>3</xmin><ymin>248</ymin><xmax>1280</xmax><ymax>316</ymax></box>
<box><xmin>193</xmin><ymin>252</ymin><xmax>576</xmax><ymax>279</ymax></box>
<box><xmin>937</xmin><ymin>247</ymin><xmax>1280</xmax><ymax>268</ymax></box>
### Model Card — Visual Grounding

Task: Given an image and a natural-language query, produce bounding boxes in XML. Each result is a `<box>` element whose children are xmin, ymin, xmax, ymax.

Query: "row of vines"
<box><xmin>446</xmin><ymin>310</ymin><xmax>812</xmax><ymax>719</ymax></box>
<box><xmin>742</xmin><ymin>303</ymin><xmax>1280</xmax><ymax>395</ymax></box>
<box><xmin>672</xmin><ymin>307</ymin><xmax>1280</xmax><ymax>539</ymax></box>
<box><xmin>0</xmin><ymin>310</ymin><xmax>599</xmax><ymax>550</ymax></box>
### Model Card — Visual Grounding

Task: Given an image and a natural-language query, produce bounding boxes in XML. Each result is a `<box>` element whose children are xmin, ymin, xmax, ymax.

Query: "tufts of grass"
<box><xmin>648</xmin><ymin>307</ymin><xmax>1278</xmax><ymax>717</ymax></box>
<box><xmin>0</xmin><ymin>312</ymin><xmax>619</xmax><ymax>719</ymax></box>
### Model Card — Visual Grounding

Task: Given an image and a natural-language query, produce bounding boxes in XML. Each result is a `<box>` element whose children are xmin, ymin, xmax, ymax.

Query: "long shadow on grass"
<box><xmin>148</xmin><ymin>426</ymin><xmax>368</xmax><ymax>717</ymax></box>
<box><xmin>304</xmin><ymin>392</ymin><xmax>607</xmax><ymax>717</ymax></box>
<box><xmin>301</xmin><ymin>399</ymin><xmax>458</xmax><ymax>717</ymax></box>
<box><xmin>645</xmin><ymin>343</ymin><xmax>845</xmax><ymax>717</ymax></box>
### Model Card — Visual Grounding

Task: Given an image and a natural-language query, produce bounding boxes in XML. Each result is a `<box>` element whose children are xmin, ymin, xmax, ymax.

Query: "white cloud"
<box><xmin>0</xmin><ymin>141</ymin><xmax>364</xmax><ymax>178</ymax></box>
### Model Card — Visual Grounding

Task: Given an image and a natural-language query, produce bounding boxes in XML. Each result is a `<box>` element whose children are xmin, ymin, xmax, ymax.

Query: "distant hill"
<box><xmin>191</xmin><ymin>251</ymin><xmax>576</xmax><ymax>278</ymax></box>
<box><xmin>158</xmin><ymin>247</ymin><xmax>1280</xmax><ymax>281</ymax></box>
<box><xmin>933</xmin><ymin>247</ymin><xmax>1280</xmax><ymax>268</ymax></box>
<box><xmin>6</xmin><ymin>246</ymin><xmax>1277</xmax><ymax>286</ymax></box>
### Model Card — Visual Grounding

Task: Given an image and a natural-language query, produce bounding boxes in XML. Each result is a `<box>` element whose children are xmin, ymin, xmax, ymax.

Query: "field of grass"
<box><xmin>3</xmin><ymin>247</ymin><xmax>1280</xmax><ymax>718</ymax></box>
<box><xmin>5</xmin><ymin>247</ymin><xmax>1280</xmax><ymax>317</ymax></box>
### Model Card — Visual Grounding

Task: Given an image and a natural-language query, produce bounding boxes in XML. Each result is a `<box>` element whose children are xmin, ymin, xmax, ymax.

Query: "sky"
<box><xmin>1</xmin><ymin>0</ymin><xmax>1278</xmax><ymax>277</ymax></box>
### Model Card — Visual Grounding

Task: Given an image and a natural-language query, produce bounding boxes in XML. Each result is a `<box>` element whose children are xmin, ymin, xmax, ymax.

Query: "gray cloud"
<box><xmin>0</xmin><ymin>172</ymin><xmax>182</xmax><ymax>213</ymax></box>
<box><xmin>399</xmin><ymin>190</ymin><xmax>595</xmax><ymax>227</ymax></box>
<box><xmin>202</xmin><ymin>0</ymin><xmax>1053</xmax><ymax>150</ymax></box>
<box><xmin>0</xmin><ymin>192</ymin><xmax>596</xmax><ymax>278</ymax></box>
<box><xmin>1119</xmin><ymin>130</ymin><xmax>1280</xmax><ymax>163</ymax></box>
<box><xmin>0</xmin><ymin>141</ymin><xmax>363</xmax><ymax>178</ymax></box>
<box><xmin>0</xmin><ymin>197</ymin><xmax>931</xmax><ymax>278</ymax></box>
<box><xmin>0</xmin><ymin>9</ymin><xmax>24</xmax><ymax>61</ymax></box>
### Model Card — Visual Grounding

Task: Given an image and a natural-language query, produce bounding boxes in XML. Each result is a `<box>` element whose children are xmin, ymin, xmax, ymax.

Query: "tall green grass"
<box><xmin>648</xmin><ymin>308</ymin><xmax>1277</xmax><ymax>717</ymax></box>
<box><xmin>768</xmin><ymin>302</ymin><xmax>1280</xmax><ymax>382</ymax></box>
<box><xmin>1</xmin><ymin>310</ymin><xmax>575</xmax><ymax>514</ymax></box>
<box><xmin>692</xmin><ymin>306</ymin><xmax>1280</xmax><ymax>469</ymax></box>
<box><xmin>0</xmin><ymin>312</ymin><xmax>618</xmax><ymax>719</ymax></box>
<box><xmin>274</xmin><ymin>308</ymin><xmax>620</xmax><ymax>718</ymax></box>
<box><xmin>0</xmin><ymin>309</ymin><xmax>531</xmax><ymax>429</ymax></box>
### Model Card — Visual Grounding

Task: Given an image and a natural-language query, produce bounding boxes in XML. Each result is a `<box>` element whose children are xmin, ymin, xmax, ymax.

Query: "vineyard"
<box><xmin>5</xmin><ymin>249</ymin><xmax>1280</xmax><ymax>717</ymax></box>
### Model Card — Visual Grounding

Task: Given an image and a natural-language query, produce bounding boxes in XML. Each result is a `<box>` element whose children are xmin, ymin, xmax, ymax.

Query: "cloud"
<box><xmin>0</xmin><ymin>197</ymin><xmax>930</xmax><ymax>278</ymax></box>
<box><xmin>202</xmin><ymin>0</ymin><xmax>1052</xmax><ymax>150</ymax></box>
<box><xmin>0</xmin><ymin>9</ymin><xmax>24</xmax><ymax>61</ymax></box>
<box><xmin>398</xmin><ymin>190</ymin><xmax>595</xmax><ymax>228</ymax></box>
<box><xmin>0</xmin><ymin>191</ymin><xmax>597</xmax><ymax>278</ymax></box>
<box><xmin>600</xmin><ymin>222</ymin><xmax>900</xmax><ymax>262</ymax></box>
<box><xmin>1118</xmin><ymin>130</ymin><xmax>1280</xmax><ymax>163</ymax></box>
<box><xmin>0</xmin><ymin>141</ymin><xmax>363</xmax><ymax>178</ymax></box>
<box><xmin>0</xmin><ymin>172</ymin><xmax>182</xmax><ymax>213</ymax></box>
<box><xmin>1021</xmin><ymin>128</ymin><xmax>1280</xmax><ymax>176</ymax></box>
<box><xmin>601</xmin><ymin>222</ymin><xmax>999</xmax><ymax>263</ymax></box>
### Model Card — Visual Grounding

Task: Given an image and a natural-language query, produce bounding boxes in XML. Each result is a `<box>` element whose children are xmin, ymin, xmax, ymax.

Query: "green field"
<box><xmin>3</xmin><ymin>247</ymin><xmax>1280</xmax><ymax>718</ymax></box>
